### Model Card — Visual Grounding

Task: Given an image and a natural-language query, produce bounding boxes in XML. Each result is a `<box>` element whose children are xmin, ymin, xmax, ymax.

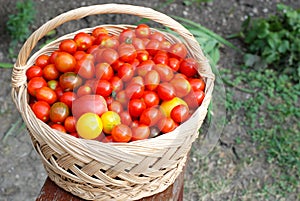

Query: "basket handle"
<box><xmin>12</xmin><ymin>4</ymin><xmax>211</xmax><ymax>87</ymax></box>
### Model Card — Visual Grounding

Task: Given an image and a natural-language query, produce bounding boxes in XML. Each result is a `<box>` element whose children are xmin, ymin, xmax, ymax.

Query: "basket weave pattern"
<box><xmin>11</xmin><ymin>4</ymin><xmax>214</xmax><ymax>201</ymax></box>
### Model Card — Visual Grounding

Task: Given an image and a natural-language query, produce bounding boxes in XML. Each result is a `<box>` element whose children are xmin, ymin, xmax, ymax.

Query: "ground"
<box><xmin>0</xmin><ymin>0</ymin><xmax>299</xmax><ymax>201</ymax></box>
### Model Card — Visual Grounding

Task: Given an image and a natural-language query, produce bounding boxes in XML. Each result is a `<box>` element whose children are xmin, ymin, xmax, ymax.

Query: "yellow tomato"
<box><xmin>76</xmin><ymin>112</ymin><xmax>103</xmax><ymax>139</ymax></box>
<box><xmin>160</xmin><ymin>97</ymin><xmax>188</xmax><ymax>117</ymax></box>
<box><xmin>101</xmin><ymin>111</ymin><xmax>121</xmax><ymax>134</ymax></box>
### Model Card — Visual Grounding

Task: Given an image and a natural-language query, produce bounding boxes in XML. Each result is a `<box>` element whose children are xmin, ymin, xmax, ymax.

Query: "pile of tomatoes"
<box><xmin>26</xmin><ymin>24</ymin><xmax>206</xmax><ymax>143</ymax></box>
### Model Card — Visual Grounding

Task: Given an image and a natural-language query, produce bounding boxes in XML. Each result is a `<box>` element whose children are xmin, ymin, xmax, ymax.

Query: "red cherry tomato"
<box><xmin>157</xmin><ymin>82</ymin><xmax>176</xmax><ymax>101</ymax></box>
<box><xmin>153</xmin><ymin>64</ymin><xmax>174</xmax><ymax>82</ymax></box>
<box><xmin>49</xmin><ymin>102</ymin><xmax>70</xmax><ymax>124</ymax></box>
<box><xmin>146</xmin><ymin>39</ymin><xmax>160</xmax><ymax>55</ymax></box>
<box><xmin>59</xmin><ymin>39</ymin><xmax>77</xmax><ymax>54</ymax></box>
<box><xmin>49</xmin><ymin>51</ymin><xmax>60</xmax><ymax>64</ymax></box>
<box><xmin>119</xmin><ymin>28</ymin><xmax>135</xmax><ymax>44</ymax></box>
<box><xmin>169</xmin><ymin>43</ymin><xmax>188</xmax><ymax>59</ymax></box>
<box><xmin>135</xmin><ymin>24</ymin><xmax>150</xmax><ymax>38</ymax></box>
<box><xmin>102</xmin><ymin>135</ymin><xmax>114</xmax><ymax>143</ymax></box>
<box><xmin>170</xmin><ymin>77</ymin><xmax>191</xmax><ymax>98</ymax></box>
<box><xmin>92</xmin><ymin>27</ymin><xmax>109</xmax><ymax>38</ymax></box>
<box><xmin>76</xmin><ymin>85</ymin><xmax>92</xmax><ymax>97</ymax></box>
<box><xmin>36</xmin><ymin>86</ymin><xmax>57</xmax><ymax>105</ymax></box>
<box><xmin>140</xmin><ymin>107</ymin><xmax>162</xmax><ymax>126</ymax></box>
<box><xmin>168</xmin><ymin>57</ymin><xmax>181</xmax><ymax>72</ymax></box>
<box><xmin>144</xmin><ymin>70</ymin><xmax>160</xmax><ymax>91</ymax></box>
<box><xmin>111</xmin><ymin>124</ymin><xmax>132</xmax><ymax>143</ymax></box>
<box><xmin>64</xmin><ymin>116</ymin><xmax>76</xmax><ymax>133</ymax></box>
<box><xmin>75</xmin><ymin>55</ymin><xmax>95</xmax><ymax>79</ymax></box>
<box><xmin>27</xmin><ymin>77</ymin><xmax>47</xmax><ymax>96</ymax></box>
<box><xmin>128</xmin><ymin>99</ymin><xmax>146</xmax><ymax>118</ymax></box>
<box><xmin>142</xmin><ymin>91</ymin><xmax>160</xmax><ymax>108</ymax></box>
<box><xmin>115</xmin><ymin>90</ymin><xmax>128</xmax><ymax>107</ymax></box>
<box><xmin>108</xmin><ymin>101</ymin><xmax>123</xmax><ymax>114</ymax></box>
<box><xmin>120</xmin><ymin>111</ymin><xmax>132</xmax><ymax>126</ymax></box>
<box><xmin>110</xmin><ymin>76</ymin><xmax>124</xmax><ymax>93</ymax></box>
<box><xmin>95</xmin><ymin>62</ymin><xmax>114</xmax><ymax>80</ymax></box>
<box><xmin>51</xmin><ymin>124</ymin><xmax>67</xmax><ymax>133</ymax></box>
<box><xmin>31</xmin><ymin>101</ymin><xmax>50</xmax><ymax>122</ymax></box>
<box><xmin>26</xmin><ymin>65</ymin><xmax>43</xmax><ymax>80</ymax></box>
<box><xmin>69</xmin><ymin>132</ymin><xmax>79</xmax><ymax>138</ymax></box>
<box><xmin>35</xmin><ymin>54</ymin><xmax>49</xmax><ymax>68</ymax></box>
<box><xmin>54</xmin><ymin>52</ymin><xmax>76</xmax><ymax>73</ymax></box>
<box><xmin>158</xmin><ymin>117</ymin><xmax>177</xmax><ymax>133</ymax></box>
<box><xmin>184</xmin><ymin>90</ymin><xmax>205</xmax><ymax>109</ymax></box>
<box><xmin>95</xmin><ymin>80</ymin><xmax>113</xmax><ymax>97</ymax></box>
<box><xmin>179</xmin><ymin>58</ymin><xmax>199</xmax><ymax>78</ymax></box>
<box><xmin>153</xmin><ymin>51</ymin><xmax>169</xmax><ymax>65</ymax></box>
<box><xmin>150</xmin><ymin>31</ymin><xmax>164</xmax><ymax>42</ymax></box>
<box><xmin>136</xmin><ymin>60</ymin><xmax>155</xmax><ymax>76</ymax></box>
<box><xmin>73</xmin><ymin>51</ymin><xmax>87</xmax><ymax>61</ymax></box>
<box><xmin>98</xmin><ymin>48</ymin><xmax>119</xmax><ymax>65</ymax></box>
<box><xmin>127</xmin><ymin>76</ymin><xmax>144</xmax><ymax>87</ymax></box>
<box><xmin>118</xmin><ymin>43</ymin><xmax>137</xmax><ymax>63</ymax></box>
<box><xmin>59</xmin><ymin>91</ymin><xmax>77</xmax><ymax>109</ymax></box>
<box><xmin>101</xmin><ymin>36</ymin><xmax>119</xmax><ymax>49</ymax></box>
<box><xmin>160</xmin><ymin>40</ymin><xmax>172</xmax><ymax>50</ymax></box>
<box><xmin>131</xmin><ymin>125</ymin><xmax>150</xmax><ymax>141</ymax></box>
<box><xmin>136</xmin><ymin>50</ymin><xmax>149</xmax><ymax>62</ymax></box>
<box><xmin>125</xmin><ymin>83</ymin><xmax>144</xmax><ymax>99</ymax></box>
<box><xmin>189</xmin><ymin>78</ymin><xmax>206</xmax><ymax>92</ymax></box>
<box><xmin>132</xmin><ymin>38</ymin><xmax>146</xmax><ymax>50</ymax></box>
<box><xmin>59</xmin><ymin>72</ymin><xmax>82</xmax><ymax>91</ymax></box>
<box><xmin>42</xmin><ymin>64</ymin><xmax>60</xmax><ymax>81</ymax></box>
<box><xmin>170</xmin><ymin>104</ymin><xmax>190</xmax><ymax>123</ymax></box>
<box><xmin>118</xmin><ymin>63</ymin><xmax>134</xmax><ymax>82</ymax></box>
<box><xmin>74</xmin><ymin>32</ymin><xmax>93</xmax><ymax>51</ymax></box>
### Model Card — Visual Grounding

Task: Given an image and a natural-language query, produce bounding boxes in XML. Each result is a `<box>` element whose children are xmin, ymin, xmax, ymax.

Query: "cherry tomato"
<box><xmin>98</xmin><ymin>49</ymin><xmax>118</xmax><ymax>66</ymax></box>
<box><xmin>146</xmin><ymin>39</ymin><xmax>160</xmax><ymax>55</ymax></box>
<box><xmin>118</xmin><ymin>43</ymin><xmax>137</xmax><ymax>63</ymax></box>
<box><xmin>118</xmin><ymin>63</ymin><xmax>134</xmax><ymax>82</ymax></box>
<box><xmin>127</xmin><ymin>76</ymin><xmax>144</xmax><ymax>87</ymax></box>
<box><xmin>51</xmin><ymin>124</ymin><xmax>67</xmax><ymax>133</ymax></box>
<box><xmin>168</xmin><ymin>57</ymin><xmax>181</xmax><ymax>72</ymax></box>
<box><xmin>54</xmin><ymin>86</ymin><xmax>64</xmax><ymax>100</ymax></box>
<box><xmin>140</xmin><ymin>107</ymin><xmax>162</xmax><ymax>126</ymax></box>
<box><xmin>59</xmin><ymin>72</ymin><xmax>82</xmax><ymax>91</ymax></box>
<box><xmin>95</xmin><ymin>62</ymin><xmax>114</xmax><ymax>80</ymax></box>
<box><xmin>170</xmin><ymin>104</ymin><xmax>190</xmax><ymax>123</ymax></box>
<box><xmin>184</xmin><ymin>90</ymin><xmax>205</xmax><ymax>109</ymax></box>
<box><xmin>131</xmin><ymin>125</ymin><xmax>150</xmax><ymax>141</ymax></box>
<box><xmin>142</xmin><ymin>91</ymin><xmax>160</xmax><ymax>108</ymax></box>
<box><xmin>76</xmin><ymin>112</ymin><xmax>103</xmax><ymax>139</ymax></box>
<box><xmin>136</xmin><ymin>50</ymin><xmax>149</xmax><ymax>62</ymax></box>
<box><xmin>111</xmin><ymin>124</ymin><xmax>132</xmax><ymax>143</ymax></box>
<box><xmin>42</xmin><ymin>64</ymin><xmax>60</xmax><ymax>81</ymax></box>
<box><xmin>157</xmin><ymin>82</ymin><xmax>176</xmax><ymax>101</ymax></box>
<box><xmin>101</xmin><ymin>111</ymin><xmax>121</xmax><ymax>134</ymax></box>
<box><xmin>95</xmin><ymin>80</ymin><xmax>112</xmax><ymax>97</ymax></box>
<box><xmin>153</xmin><ymin>64</ymin><xmax>174</xmax><ymax>82</ymax></box>
<box><xmin>92</xmin><ymin>27</ymin><xmax>109</xmax><ymax>38</ymax></box>
<box><xmin>144</xmin><ymin>70</ymin><xmax>160</xmax><ymax>91</ymax></box>
<box><xmin>135</xmin><ymin>24</ymin><xmax>150</xmax><ymax>38</ymax></box>
<box><xmin>64</xmin><ymin>116</ymin><xmax>76</xmax><ymax>133</ymax></box>
<box><xmin>49</xmin><ymin>102</ymin><xmax>70</xmax><ymax>124</ymax></box>
<box><xmin>74</xmin><ymin>32</ymin><xmax>93</xmax><ymax>51</ymax></box>
<box><xmin>76</xmin><ymin>85</ymin><xmax>92</xmax><ymax>97</ymax></box>
<box><xmin>27</xmin><ymin>77</ymin><xmax>47</xmax><ymax>96</ymax></box>
<box><xmin>160</xmin><ymin>40</ymin><xmax>172</xmax><ymax>50</ymax></box>
<box><xmin>153</xmin><ymin>51</ymin><xmax>168</xmax><ymax>65</ymax></box>
<box><xmin>102</xmin><ymin>135</ymin><xmax>113</xmax><ymax>143</ymax></box>
<box><xmin>149</xmin><ymin>126</ymin><xmax>160</xmax><ymax>138</ymax></box>
<box><xmin>35</xmin><ymin>54</ymin><xmax>49</xmax><ymax>68</ymax></box>
<box><xmin>170</xmin><ymin>77</ymin><xmax>191</xmax><ymax>97</ymax></box>
<box><xmin>108</xmin><ymin>101</ymin><xmax>123</xmax><ymax>113</ymax></box>
<box><xmin>47</xmin><ymin>80</ymin><xmax>59</xmax><ymax>91</ymax></box>
<box><xmin>120</xmin><ymin>111</ymin><xmax>132</xmax><ymax>126</ymax></box>
<box><xmin>31</xmin><ymin>101</ymin><xmax>50</xmax><ymax>122</ymax></box>
<box><xmin>101</xmin><ymin>35</ymin><xmax>119</xmax><ymax>49</ymax></box>
<box><xmin>125</xmin><ymin>83</ymin><xmax>144</xmax><ymax>99</ymax></box>
<box><xmin>160</xmin><ymin>97</ymin><xmax>188</xmax><ymax>117</ymax></box>
<box><xmin>54</xmin><ymin>52</ymin><xmax>76</xmax><ymax>73</ymax></box>
<box><xmin>59</xmin><ymin>39</ymin><xmax>77</xmax><ymax>54</ymax></box>
<box><xmin>26</xmin><ymin>65</ymin><xmax>43</xmax><ymax>80</ymax></box>
<box><xmin>179</xmin><ymin>58</ymin><xmax>199</xmax><ymax>78</ymax></box>
<box><xmin>69</xmin><ymin>132</ymin><xmax>79</xmax><ymax>138</ymax></box>
<box><xmin>119</xmin><ymin>28</ymin><xmax>135</xmax><ymax>44</ymax></box>
<box><xmin>169</xmin><ymin>43</ymin><xmax>188</xmax><ymax>59</ymax></box>
<box><xmin>128</xmin><ymin>99</ymin><xmax>146</xmax><ymax>118</ymax></box>
<box><xmin>72</xmin><ymin>95</ymin><xmax>108</xmax><ymax>119</ymax></box>
<box><xmin>158</xmin><ymin>117</ymin><xmax>177</xmax><ymax>133</ymax></box>
<box><xmin>150</xmin><ymin>31</ymin><xmax>164</xmax><ymax>42</ymax></box>
<box><xmin>132</xmin><ymin>38</ymin><xmax>145</xmax><ymax>51</ymax></box>
<box><xmin>75</xmin><ymin>55</ymin><xmax>95</xmax><ymax>79</ymax></box>
<box><xmin>110</xmin><ymin>76</ymin><xmax>124</xmax><ymax>93</ymax></box>
<box><xmin>73</xmin><ymin>51</ymin><xmax>87</xmax><ymax>61</ymax></box>
<box><xmin>60</xmin><ymin>91</ymin><xmax>77</xmax><ymax>109</ymax></box>
<box><xmin>115</xmin><ymin>90</ymin><xmax>128</xmax><ymax>107</ymax></box>
<box><xmin>36</xmin><ymin>86</ymin><xmax>57</xmax><ymax>105</ymax></box>
<box><xmin>49</xmin><ymin>51</ymin><xmax>60</xmax><ymax>64</ymax></box>
<box><xmin>136</xmin><ymin>60</ymin><xmax>155</xmax><ymax>76</ymax></box>
<box><xmin>189</xmin><ymin>78</ymin><xmax>206</xmax><ymax>92</ymax></box>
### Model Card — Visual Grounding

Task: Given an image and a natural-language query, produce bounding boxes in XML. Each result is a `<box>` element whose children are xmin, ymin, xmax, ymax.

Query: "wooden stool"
<box><xmin>36</xmin><ymin>169</ymin><xmax>185</xmax><ymax>201</ymax></box>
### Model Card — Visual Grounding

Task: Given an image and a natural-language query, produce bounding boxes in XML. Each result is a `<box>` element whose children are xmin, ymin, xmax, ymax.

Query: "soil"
<box><xmin>0</xmin><ymin>0</ymin><xmax>299</xmax><ymax>201</ymax></box>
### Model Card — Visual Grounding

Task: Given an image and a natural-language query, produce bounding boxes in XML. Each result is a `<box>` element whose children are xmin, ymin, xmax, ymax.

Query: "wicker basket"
<box><xmin>11</xmin><ymin>4</ymin><xmax>214</xmax><ymax>201</ymax></box>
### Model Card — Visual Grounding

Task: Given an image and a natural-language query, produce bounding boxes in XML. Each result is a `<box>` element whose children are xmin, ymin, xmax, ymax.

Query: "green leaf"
<box><xmin>0</xmin><ymin>62</ymin><xmax>14</xmax><ymax>68</ymax></box>
<box><xmin>244</xmin><ymin>54</ymin><xmax>261</xmax><ymax>67</ymax></box>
